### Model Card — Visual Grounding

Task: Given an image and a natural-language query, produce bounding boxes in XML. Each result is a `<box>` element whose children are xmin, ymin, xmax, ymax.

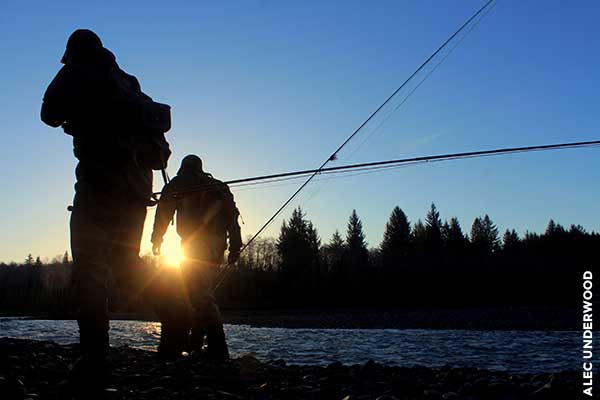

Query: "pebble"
<box><xmin>0</xmin><ymin>338</ymin><xmax>581</xmax><ymax>400</ymax></box>
<box><xmin>423</xmin><ymin>389</ymin><xmax>443</xmax><ymax>399</ymax></box>
<box><xmin>530</xmin><ymin>382</ymin><xmax>553</xmax><ymax>398</ymax></box>
<box><xmin>441</xmin><ymin>392</ymin><xmax>459</xmax><ymax>400</ymax></box>
<box><xmin>104</xmin><ymin>387</ymin><xmax>121</xmax><ymax>400</ymax></box>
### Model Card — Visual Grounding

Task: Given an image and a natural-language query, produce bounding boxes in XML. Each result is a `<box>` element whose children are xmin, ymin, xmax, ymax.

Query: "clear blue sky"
<box><xmin>1</xmin><ymin>0</ymin><xmax>599</xmax><ymax>263</ymax></box>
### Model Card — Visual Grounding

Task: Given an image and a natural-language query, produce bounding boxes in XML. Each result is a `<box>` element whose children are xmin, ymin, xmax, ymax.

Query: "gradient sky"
<box><xmin>1</xmin><ymin>0</ymin><xmax>599</xmax><ymax>263</ymax></box>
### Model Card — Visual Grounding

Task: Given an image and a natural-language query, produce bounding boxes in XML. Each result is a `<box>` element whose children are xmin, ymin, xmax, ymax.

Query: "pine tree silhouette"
<box><xmin>25</xmin><ymin>254</ymin><xmax>34</xmax><ymax>266</ymax></box>
<box><xmin>471</xmin><ymin>215</ymin><xmax>499</xmax><ymax>254</ymax></box>
<box><xmin>380</xmin><ymin>206</ymin><xmax>411</xmax><ymax>269</ymax></box>
<box><xmin>344</xmin><ymin>210</ymin><xmax>370</xmax><ymax>284</ymax></box>
<box><xmin>424</xmin><ymin>203</ymin><xmax>443</xmax><ymax>251</ymax></box>
<box><xmin>502</xmin><ymin>229</ymin><xmax>520</xmax><ymax>253</ymax></box>
<box><xmin>277</xmin><ymin>207</ymin><xmax>320</xmax><ymax>296</ymax></box>
<box><xmin>323</xmin><ymin>230</ymin><xmax>345</xmax><ymax>274</ymax></box>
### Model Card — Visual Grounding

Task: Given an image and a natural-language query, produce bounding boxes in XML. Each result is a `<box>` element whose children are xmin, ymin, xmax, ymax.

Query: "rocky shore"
<box><xmin>0</xmin><ymin>338</ymin><xmax>581</xmax><ymax>399</ymax></box>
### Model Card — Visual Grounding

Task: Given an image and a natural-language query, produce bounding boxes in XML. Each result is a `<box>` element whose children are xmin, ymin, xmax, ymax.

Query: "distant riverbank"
<box><xmin>220</xmin><ymin>306</ymin><xmax>579</xmax><ymax>331</ymax></box>
<box><xmin>2</xmin><ymin>305</ymin><xmax>579</xmax><ymax>331</ymax></box>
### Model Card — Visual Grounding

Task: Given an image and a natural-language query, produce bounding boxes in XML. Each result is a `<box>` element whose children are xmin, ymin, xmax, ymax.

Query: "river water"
<box><xmin>0</xmin><ymin>318</ymin><xmax>578</xmax><ymax>374</ymax></box>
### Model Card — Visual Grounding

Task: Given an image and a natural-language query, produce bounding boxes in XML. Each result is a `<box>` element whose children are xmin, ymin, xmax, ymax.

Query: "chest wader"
<box><xmin>152</xmin><ymin>266</ymin><xmax>193</xmax><ymax>360</ymax></box>
<box><xmin>181</xmin><ymin>238</ymin><xmax>229</xmax><ymax>361</ymax></box>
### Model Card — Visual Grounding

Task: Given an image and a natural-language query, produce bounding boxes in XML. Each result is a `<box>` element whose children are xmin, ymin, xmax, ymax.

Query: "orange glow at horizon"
<box><xmin>141</xmin><ymin>207</ymin><xmax>185</xmax><ymax>268</ymax></box>
<box><xmin>160</xmin><ymin>240</ymin><xmax>185</xmax><ymax>268</ymax></box>
<box><xmin>140</xmin><ymin>167</ymin><xmax>265</xmax><ymax>267</ymax></box>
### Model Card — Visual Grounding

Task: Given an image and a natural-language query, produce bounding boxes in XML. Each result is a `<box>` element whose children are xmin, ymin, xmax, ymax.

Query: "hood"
<box><xmin>177</xmin><ymin>155</ymin><xmax>204</xmax><ymax>176</ymax></box>
<box><xmin>61</xmin><ymin>29</ymin><xmax>116</xmax><ymax>67</ymax></box>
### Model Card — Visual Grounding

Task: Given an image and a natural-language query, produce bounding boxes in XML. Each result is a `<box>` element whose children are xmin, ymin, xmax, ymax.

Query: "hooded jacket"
<box><xmin>41</xmin><ymin>30</ymin><xmax>153</xmax><ymax>201</ymax></box>
<box><xmin>151</xmin><ymin>159</ymin><xmax>242</xmax><ymax>260</ymax></box>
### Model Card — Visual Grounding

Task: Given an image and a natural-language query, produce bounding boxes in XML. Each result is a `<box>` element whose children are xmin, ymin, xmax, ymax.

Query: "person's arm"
<box><xmin>41</xmin><ymin>66</ymin><xmax>71</xmax><ymax>128</ymax></box>
<box><xmin>224</xmin><ymin>186</ymin><xmax>243</xmax><ymax>264</ymax></box>
<box><xmin>151</xmin><ymin>181</ymin><xmax>178</xmax><ymax>255</ymax></box>
<box><xmin>227</xmin><ymin>212</ymin><xmax>242</xmax><ymax>264</ymax></box>
<box><xmin>40</xmin><ymin>101</ymin><xmax>65</xmax><ymax>127</ymax></box>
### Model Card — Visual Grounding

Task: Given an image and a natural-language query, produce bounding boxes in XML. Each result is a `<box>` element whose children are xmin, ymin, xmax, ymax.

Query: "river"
<box><xmin>0</xmin><ymin>318</ymin><xmax>578</xmax><ymax>374</ymax></box>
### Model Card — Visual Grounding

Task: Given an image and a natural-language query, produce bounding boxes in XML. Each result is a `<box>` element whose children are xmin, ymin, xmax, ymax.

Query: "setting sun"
<box><xmin>161</xmin><ymin>247</ymin><xmax>185</xmax><ymax>268</ymax></box>
<box><xmin>3</xmin><ymin>2</ymin><xmax>598</xmax><ymax>398</ymax></box>
<box><xmin>159</xmin><ymin>238</ymin><xmax>185</xmax><ymax>268</ymax></box>
<box><xmin>142</xmin><ymin>208</ymin><xmax>186</xmax><ymax>267</ymax></box>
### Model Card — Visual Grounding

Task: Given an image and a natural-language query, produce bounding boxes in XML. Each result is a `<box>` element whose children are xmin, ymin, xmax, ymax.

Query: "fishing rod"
<box><xmin>230</xmin><ymin>0</ymin><xmax>497</xmax><ymax>247</ymax></box>
<box><xmin>152</xmin><ymin>0</ymin><xmax>495</xmax><ymax>289</ymax></box>
<box><xmin>156</xmin><ymin>0</ymin><xmax>496</xmax><ymax>201</ymax></box>
<box><xmin>208</xmin><ymin>0</ymin><xmax>497</xmax><ymax>288</ymax></box>
<box><xmin>157</xmin><ymin>140</ymin><xmax>600</xmax><ymax>198</ymax></box>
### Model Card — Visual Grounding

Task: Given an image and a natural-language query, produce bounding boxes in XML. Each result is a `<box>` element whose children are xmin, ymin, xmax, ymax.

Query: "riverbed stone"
<box><xmin>529</xmin><ymin>382</ymin><xmax>555</xmax><ymax>399</ymax></box>
<box><xmin>0</xmin><ymin>338</ymin><xmax>581</xmax><ymax>400</ymax></box>
<box><xmin>423</xmin><ymin>388</ymin><xmax>443</xmax><ymax>399</ymax></box>
<box><xmin>3</xmin><ymin>376</ymin><xmax>26</xmax><ymax>400</ymax></box>
<box><xmin>104</xmin><ymin>387</ymin><xmax>121</xmax><ymax>400</ymax></box>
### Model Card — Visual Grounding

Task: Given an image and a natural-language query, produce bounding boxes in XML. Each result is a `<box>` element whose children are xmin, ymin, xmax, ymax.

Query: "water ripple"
<box><xmin>0</xmin><ymin>318</ymin><xmax>578</xmax><ymax>373</ymax></box>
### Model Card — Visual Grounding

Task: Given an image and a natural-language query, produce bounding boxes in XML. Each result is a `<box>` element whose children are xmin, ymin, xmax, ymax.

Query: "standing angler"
<box><xmin>41</xmin><ymin>29</ymin><xmax>171</xmax><ymax>393</ymax></box>
<box><xmin>151</xmin><ymin>155</ymin><xmax>242</xmax><ymax>361</ymax></box>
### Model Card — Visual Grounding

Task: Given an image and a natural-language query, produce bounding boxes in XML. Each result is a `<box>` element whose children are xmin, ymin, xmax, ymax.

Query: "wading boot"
<box><xmin>205</xmin><ymin>326</ymin><xmax>229</xmax><ymax>362</ymax></box>
<box><xmin>69</xmin><ymin>354</ymin><xmax>109</xmax><ymax>399</ymax></box>
<box><xmin>189</xmin><ymin>325</ymin><xmax>207</xmax><ymax>353</ymax></box>
<box><xmin>153</xmin><ymin>269</ymin><xmax>192</xmax><ymax>360</ymax></box>
<box><xmin>68</xmin><ymin>320</ymin><xmax>110</xmax><ymax>398</ymax></box>
<box><xmin>157</xmin><ymin>319</ymin><xmax>190</xmax><ymax>361</ymax></box>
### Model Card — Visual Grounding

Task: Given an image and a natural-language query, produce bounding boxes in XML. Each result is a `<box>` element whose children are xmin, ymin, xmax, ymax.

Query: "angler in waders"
<box><xmin>151</xmin><ymin>155</ymin><xmax>242</xmax><ymax>361</ymax></box>
<box><xmin>41</xmin><ymin>29</ymin><xmax>172</xmax><ymax>394</ymax></box>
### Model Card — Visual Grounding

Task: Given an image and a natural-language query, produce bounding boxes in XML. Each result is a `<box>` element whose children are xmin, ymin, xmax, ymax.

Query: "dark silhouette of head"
<box><xmin>61</xmin><ymin>29</ymin><xmax>104</xmax><ymax>64</ymax></box>
<box><xmin>178</xmin><ymin>155</ymin><xmax>204</xmax><ymax>176</ymax></box>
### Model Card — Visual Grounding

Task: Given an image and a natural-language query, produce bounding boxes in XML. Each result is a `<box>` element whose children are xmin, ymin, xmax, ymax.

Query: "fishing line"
<box><xmin>219</xmin><ymin>0</ymin><xmax>498</xmax><ymax>268</ymax></box>
<box><xmin>344</xmin><ymin>1</ymin><xmax>498</xmax><ymax>162</ymax></box>
<box><xmin>211</xmin><ymin>137</ymin><xmax>600</xmax><ymax>288</ymax></box>
<box><xmin>160</xmin><ymin>1</ymin><xmax>497</xmax><ymax>201</ymax></box>
<box><xmin>155</xmin><ymin>1</ymin><xmax>497</xmax><ymax>288</ymax></box>
<box><xmin>159</xmin><ymin>139</ymin><xmax>600</xmax><ymax>199</ymax></box>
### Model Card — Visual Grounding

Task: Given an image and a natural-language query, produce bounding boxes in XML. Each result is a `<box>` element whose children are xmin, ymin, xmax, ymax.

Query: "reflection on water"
<box><xmin>0</xmin><ymin>318</ymin><xmax>577</xmax><ymax>373</ymax></box>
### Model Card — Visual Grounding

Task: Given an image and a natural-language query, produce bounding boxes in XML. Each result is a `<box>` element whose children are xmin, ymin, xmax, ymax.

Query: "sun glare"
<box><xmin>161</xmin><ymin>242</ymin><xmax>185</xmax><ymax>268</ymax></box>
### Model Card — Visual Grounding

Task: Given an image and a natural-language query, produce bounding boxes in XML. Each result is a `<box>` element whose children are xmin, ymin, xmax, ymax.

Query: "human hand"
<box><xmin>152</xmin><ymin>242</ymin><xmax>161</xmax><ymax>256</ymax></box>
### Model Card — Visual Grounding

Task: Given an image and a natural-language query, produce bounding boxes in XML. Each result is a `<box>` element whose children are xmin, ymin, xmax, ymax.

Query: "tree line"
<box><xmin>228</xmin><ymin>204</ymin><xmax>597</xmax><ymax>307</ymax></box>
<box><xmin>1</xmin><ymin>203</ymin><xmax>597</xmax><ymax>315</ymax></box>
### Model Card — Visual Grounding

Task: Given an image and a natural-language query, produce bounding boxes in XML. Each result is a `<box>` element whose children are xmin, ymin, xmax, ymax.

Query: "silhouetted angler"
<box><xmin>41</xmin><ymin>29</ymin><xmax>171</xmax><ymax>393</ymax></box>
<box><xmin>152</xmin><ymin>155</ymin><xmax>242</xmax><ymax>361</ymax></box>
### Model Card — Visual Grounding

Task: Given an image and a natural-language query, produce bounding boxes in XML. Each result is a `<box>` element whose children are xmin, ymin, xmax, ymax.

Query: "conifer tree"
<box><xmin>277</xmin><ymin>207</ymin><xmax>320</xmax><ymax>290</ymax></box>
<box><xmin>502</xmin><ymin>229</ymin><xmax>520</xmax><ymax>252</ymax></box>
<box><xmin>345</xmin><ymin>210</ymin><xmax>369</xmax><ymax>274</ymax></box>
<box><xmin>323</xmin><ymin>230</ymin><xmax>345</xmax><ymax>273</ymax></box>
<box><xmin>380</xmin><ymin>206</ymin><xmax>411</xmax><ymax>269</ymax></box>
<box><xmin>425</xmin><ymin>203</ymin><xmax>443</xmax><ymax>249</ymax></box>
<box><xmin>442</xmin><ymin>216</ymin><xmax>468</xmax><ymax>254</ymax></box>
<box><xmin>412</xmin><ymin>218</ymin><xmax>427</xmax><ymax>254</ymax></box>
<box><xmin>545</xmin><ymin>219</ymin><xmax>566</xmax><ymax>238</ymax></box>
<box><xmin>25</xmin><ymin>254</ymin><xmax>34</xmax><ymax>266</ymax></box>
<box><xmin>482</xmin><ymin>215</ymin><xmax>500</xmax><ymax>252</ymax></box>
<box><xmin>545</xmin><ymin>219</ymin><xmax>557</xmax><ymax>236</ymax></box>
<box><xmin>471</xmin><ymin>215</ymin><xmax>499</xmax><ymax>254</ymax></box>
